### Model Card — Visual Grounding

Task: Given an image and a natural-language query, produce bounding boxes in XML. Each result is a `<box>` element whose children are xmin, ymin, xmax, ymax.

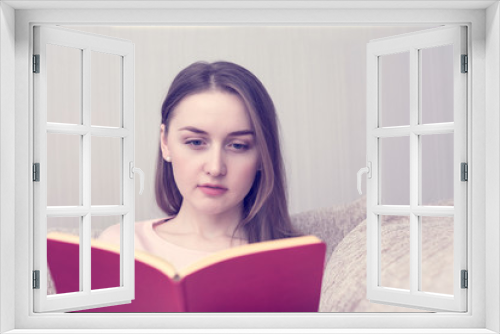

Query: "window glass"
<box><xmin>91</xmin><ymin>51</ymin><xmax>122</xmax><ymax>127</ymax></box>
<box><xmin>91</xmin><ymin>136</ymin><xmax>122</xmax><ymax>205</ymax></box>
<box><xmin>379</xmin><ymin>52</ymin><xmax>410</xmax><ymax>127</ymax></box>
<box><xmin>420</xmin><ymin>216</ymin><xmax>454</xmax><ymax>295</ymax></box>
<box><xmin>420</xmin><ymin>45</ymin><xmax>454</xmax><ymax>124</ymax></box>
<box><xmin>47</xmin><ymin>216</ymin><xmax>81</xmax><ymax>295</ymax></box>
<box><xmin>380</xmin><ymin>136</ymin><xmax>410</xmax><ymax>205</ymax></box>
<box><xmin>47</xmin><ymin>133</ymin><xmax>81</xmax><ymax>206</ymax></box>
<box><xmin>420</xmin><ymin>133</ymin><xmax>454</xmax><ymax>206</ymax></box>
<box><xmin>91</xmin><ymin>216</ymin><xmax>122</xmax><ymax>290</ymax></box>
<box><xmin>380</xmin><ymin>215</ymin><xmax>410</xmax><ymax>290</ymax></box>
<box><xmin>46</xmin><ymin>44</ymin><xmax>82</xmax><ymax>125</ymax></box>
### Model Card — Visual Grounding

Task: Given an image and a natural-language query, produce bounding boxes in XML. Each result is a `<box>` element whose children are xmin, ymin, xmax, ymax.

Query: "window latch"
<box><xmin>129</xmin><ymin>162</ymin><xmax>145</xmax><ymax>195</ymax></box>
<box><xmin>357</xmin><ymin>161</ymin><xmax>372</xmax><ymax>195</ymax></box>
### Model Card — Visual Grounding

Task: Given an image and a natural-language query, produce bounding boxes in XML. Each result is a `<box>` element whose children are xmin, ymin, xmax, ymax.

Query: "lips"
<box><xmin>198</xmin><ymin>184</ymin><xmax>228</xmax><ymax>196</ymax></box>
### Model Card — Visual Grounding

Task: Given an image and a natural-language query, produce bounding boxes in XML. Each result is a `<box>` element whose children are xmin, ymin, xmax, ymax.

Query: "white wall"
<box><xmin>486</xmin><ymin>2</ymin><xmax>500</xmax><ymax>332</ymax></box>
<box><xmin>0</xmin><ymin>2</ymin><xmax>16</xmax><ymax>333</ymax></box>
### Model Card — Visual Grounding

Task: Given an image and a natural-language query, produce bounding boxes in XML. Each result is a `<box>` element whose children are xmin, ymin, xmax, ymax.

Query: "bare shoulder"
<box><xmin>97</xmin><ymin>223</ymin><xmax>121</xmax><ymax>243</ymax></box>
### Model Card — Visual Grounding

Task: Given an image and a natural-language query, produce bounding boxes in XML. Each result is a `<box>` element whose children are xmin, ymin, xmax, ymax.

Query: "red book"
<box><xmin>47</xmin><ymin>233</ymin><xmax>326</xmax><ymax>312</ymax></box>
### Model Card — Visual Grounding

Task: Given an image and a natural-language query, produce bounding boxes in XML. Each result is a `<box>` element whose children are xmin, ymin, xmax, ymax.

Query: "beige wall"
<box><xmin>48</xmin><ymin>25</ymin><xmax>444</xmax><ymax>226</ymax></box>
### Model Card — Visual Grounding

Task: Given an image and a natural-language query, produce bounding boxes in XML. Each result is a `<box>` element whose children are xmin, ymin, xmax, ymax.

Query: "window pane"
<box><xmin>380</xmin><ymin>215</ymin><xmax>410</xmax><ymax>290</ymax></box>
<box><xmin>46</xmin><ymin>44</ymin><xmax>82</xmax><ymax>125</ymax></box>
<box><xmin>380</xmin><ymin>136</ymin><xmax>410</xmax><ymax>205</ymax></box>
<box><xmin>421</xmin><ymin>133</ymin><xmax>454</xmax><ymax>206</ymax></box>
<box><xmin>379</xmin><ymin>52</ymin><xmax>410</xmax><ymax>127</ymax></box>
<box><xmin>91</xmin><ymin>216</ymin><xmax>121</xmax><ymax>290</ymax></box>
<box><xmin>91</xmin><ymin>136</ymin><xmax>122</xmax><ymax>205</ymax></box>
<box><xmin>420</xmin><ymin>216</ymin><xmax>454</xmax><ymax>295</ymax></box>
<box><xmin>47</xmin><ymin>216</ymin><xmax>81</xmax><ymax>295</ymax></box>
<box><xmin>91</xmin><ymin>51</ymin><xmax>122</xmax><ymax>127</ymax></box>
<box><xmin>420</xmin><ymin>45</ymin><xmax>454</xmax><ymax>124</ymax></box>
<box><xmin>47</xmin><ymin>133</ymin><xmax>81</xmax><ymax>206</ymax></box>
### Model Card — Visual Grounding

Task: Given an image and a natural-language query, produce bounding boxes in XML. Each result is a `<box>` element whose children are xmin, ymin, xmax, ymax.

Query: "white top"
<box><xmin>98</xmin><ymin>219</ymin><xmax>214</xmax><ymax>271</ymax></box>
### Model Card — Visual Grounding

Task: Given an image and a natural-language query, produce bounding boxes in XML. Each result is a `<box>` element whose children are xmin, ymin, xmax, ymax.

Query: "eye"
<box><xmin>185</xmin><ymin>139</ymin><xmax>206</xmax><ymax>149</ymax></box>
<box><xmin>228</xmin><ymin>142</ymin><xmax>249</xmax><ymax>151</ymax></box>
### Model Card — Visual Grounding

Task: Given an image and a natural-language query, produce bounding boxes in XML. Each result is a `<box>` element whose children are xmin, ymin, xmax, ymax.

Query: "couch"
<box><xmin>291</xmin><ymin>196</ymin><xmax>454</xmax><ymax>312</ymax></box>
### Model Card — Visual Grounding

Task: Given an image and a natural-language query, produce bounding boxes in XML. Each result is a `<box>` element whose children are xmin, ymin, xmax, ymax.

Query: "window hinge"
<box><xmin>461</xmin><ymin>162</ymin><xmax>468</xmax><ymax>181</ymax></box>
<box><xmin>461</xmin><ymin>270</ymin><xmax>468</xmax><ymax>289</ymax></box>
<box><xmin>33</xmin><ymin>54</ymin><xmax>40</xmax><ymax>73</ymax></box>
<box><xmin>33</xmin><ymin>163</ymin><xmax>40</xmax><ymax>182</ymax></box>
<box><xmin>33</xmin><ymin>270</ymin><xmax>40</xmax><ymax>289</ymax></box>
<box><xmin>461</xmin><ymin>54</ymin><xmax>468</xmax><ymax>73</ymax></box>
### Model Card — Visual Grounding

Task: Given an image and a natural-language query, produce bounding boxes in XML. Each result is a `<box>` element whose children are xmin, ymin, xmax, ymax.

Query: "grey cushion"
<box><xmin>319</xmin><ymin>216</ymin><xmax>453</xmax><ymax>312</ymax></box>
<box><xmin>290</xmin><ymin>196</ymin><xmax>367</xmax><ymax>264</ymax></box>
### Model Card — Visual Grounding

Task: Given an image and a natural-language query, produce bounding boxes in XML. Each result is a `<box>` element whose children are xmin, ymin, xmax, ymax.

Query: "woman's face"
<box><xmin>160</xmin><ymin>90</ymin><xmax>260</xmax><ymax>217</ymax></box>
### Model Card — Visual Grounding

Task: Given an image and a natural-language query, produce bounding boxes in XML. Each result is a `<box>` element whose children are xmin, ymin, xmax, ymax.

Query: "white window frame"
<box><xmin>365</xmin><ymin>26</ymin><xmax>468</xmax><ymax>312</ymax></box>
<box><xmin>1</xmin><ymin>1</ymin><xmax>499</xmax><ymax>333</ymax></box>
<box><xmin>32</xmin><ymin>25</ymin><xmax>136</xmax><ymax>312</ymax></box>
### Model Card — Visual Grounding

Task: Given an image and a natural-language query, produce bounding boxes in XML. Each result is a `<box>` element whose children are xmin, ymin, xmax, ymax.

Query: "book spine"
<box><xmin>171</xmin><ymin>276</ymin><xmax>187</xmax><ymax>312</ymax></box>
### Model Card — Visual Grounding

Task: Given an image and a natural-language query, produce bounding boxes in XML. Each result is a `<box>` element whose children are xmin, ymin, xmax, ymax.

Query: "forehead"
<box><xmin>170</xmin><ymin>91</ymin><xmax>253</xmax><ymax>132</ymax></box>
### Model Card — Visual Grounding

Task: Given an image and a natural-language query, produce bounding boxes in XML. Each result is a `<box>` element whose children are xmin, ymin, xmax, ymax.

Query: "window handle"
<box><xmin>129</xmin><ymin>162</ymin><xmax>145</xmax><ymax>195</ymax></box>
<box><xmin>357</xmin><ymin>162</ymin><xmax>372</xmax><ymax>195</ymax></box>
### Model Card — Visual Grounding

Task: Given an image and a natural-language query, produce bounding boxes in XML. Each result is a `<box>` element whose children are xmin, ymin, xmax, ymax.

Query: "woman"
<box><xmin>100</xmin><ymin>61</ymin><xmax>299</xmax><ymax>270</ymax></box>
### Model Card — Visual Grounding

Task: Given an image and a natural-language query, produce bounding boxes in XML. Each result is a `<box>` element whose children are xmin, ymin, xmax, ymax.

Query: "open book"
<box><xmin>47</xmin><ymin>232</ymin><xmax>326</xmax><ymax>312</ymax></box>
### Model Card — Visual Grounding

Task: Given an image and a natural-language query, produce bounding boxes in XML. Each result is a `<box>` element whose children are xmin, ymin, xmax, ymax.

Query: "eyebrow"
<box><xmin>178</xmin><ymin>126</ymin><xmax>255</xmax><ymax>137</ymax></box>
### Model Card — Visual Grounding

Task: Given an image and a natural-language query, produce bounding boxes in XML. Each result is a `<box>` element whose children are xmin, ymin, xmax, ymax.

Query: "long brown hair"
<box><xmin>155</xmin><ymin>61</ymin><xmax>299</xmax><ymax>243</ymax></box>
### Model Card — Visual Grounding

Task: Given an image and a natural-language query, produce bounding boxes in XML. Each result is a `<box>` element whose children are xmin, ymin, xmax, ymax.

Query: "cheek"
<box><xmin>171</xmin><ymin>156</ymin><xmax>196</xmax><ymax>177</ymax></box>
<box><xmin>169</xmin><ymin>151</ymin><xmax>200</xmax><ymax>189</ymax></box>
<box><xmin>231</xmin><ymin>156</ymin><xmax>260</xmax><ymax>188</ymax></box>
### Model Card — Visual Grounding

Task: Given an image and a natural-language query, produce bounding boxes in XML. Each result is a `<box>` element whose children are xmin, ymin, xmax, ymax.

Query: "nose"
<box><xmin>204</xmin><ymin>146</ymin><xmax>227</xmax><ymax>177</ymax></box>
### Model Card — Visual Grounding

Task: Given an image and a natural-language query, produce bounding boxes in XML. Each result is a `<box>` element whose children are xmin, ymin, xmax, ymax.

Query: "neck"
<box><xmin>173</xmin><ymin>203</ymin><xmax>246</xmax><ymax>241</ymax></box>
